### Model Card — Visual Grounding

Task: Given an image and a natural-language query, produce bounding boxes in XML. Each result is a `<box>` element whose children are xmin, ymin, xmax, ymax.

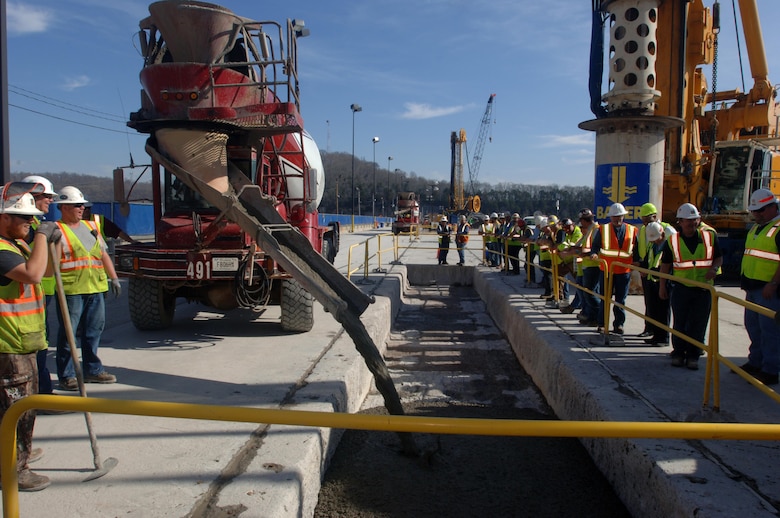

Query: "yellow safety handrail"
<box><xmin>5</xmin><ymin>394</ymin><xmax>780</xmax><ymax>516</ymax></box>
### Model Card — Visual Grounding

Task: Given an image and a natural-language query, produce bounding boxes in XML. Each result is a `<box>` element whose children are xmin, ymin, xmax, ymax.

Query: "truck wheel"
<box><xmin>280</xmin><ymin>279</ymin><xmax>314</xmax><ymax>333</ymax></box>
<box><xmin>128</xmin><ymin>278</ymin><xmax>176</xmax><ymax>330</ymax></box>
<box><xmin>321</xmin><ymin>237</ymin><xmax>334</xmax><ymax>264</ymax></box>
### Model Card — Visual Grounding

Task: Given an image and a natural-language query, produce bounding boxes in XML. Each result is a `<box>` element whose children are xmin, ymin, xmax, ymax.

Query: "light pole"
<box><xmin>372</xmin><ymin>136</ymin><xmax>379</xmax><ymax>225</ymax></box>
<box><xmin>386</xmin><ymin>156</ymin><xmax>393</xmax><ymax>217</ymax></box>
<box><xmin>356</xmin><ymin>187</ymin><xmax>361</xmax><ymax>216</ymax></box>
<box><xmin>350</xmin><ymin>103</ymin><xmax>362</xmax><ymax>232</ymax></box>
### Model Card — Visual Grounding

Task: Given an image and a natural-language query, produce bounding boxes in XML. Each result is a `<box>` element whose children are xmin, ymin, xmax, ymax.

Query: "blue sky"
<box><xmin>6</xmin><ymin>0</ymin><xmax>780</xmax><ymax>187</ymax></box>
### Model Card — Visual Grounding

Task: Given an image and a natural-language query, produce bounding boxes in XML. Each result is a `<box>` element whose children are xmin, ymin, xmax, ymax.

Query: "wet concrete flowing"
<box><xmin>315</xmin><ymin>284</ymin><xmax>631</xmax><ymax>517</ymax></box>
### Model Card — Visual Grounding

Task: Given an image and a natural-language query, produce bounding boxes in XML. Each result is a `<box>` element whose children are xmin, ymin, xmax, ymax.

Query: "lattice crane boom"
<box><xmin>467</xmin><ymin>93</ymin><xmax>496</xmax><ymax>192</ymax></box>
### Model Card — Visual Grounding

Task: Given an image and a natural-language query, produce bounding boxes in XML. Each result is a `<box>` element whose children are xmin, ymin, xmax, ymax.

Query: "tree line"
<box><xmin>11</xmin><ymin>151</ymin><xmax>594</xmax><ymax>220</ymax></box>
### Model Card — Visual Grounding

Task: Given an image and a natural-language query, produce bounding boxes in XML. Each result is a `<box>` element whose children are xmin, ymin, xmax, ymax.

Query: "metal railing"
<box><xmin>505</xmin><ymin>243</ymin><xmax>780</xmax><ymax>411</ymax></box>
<box><xmin>5</xmin><ymin>394</ymin><xmax>780</xmax><ymax>516</ymax></box>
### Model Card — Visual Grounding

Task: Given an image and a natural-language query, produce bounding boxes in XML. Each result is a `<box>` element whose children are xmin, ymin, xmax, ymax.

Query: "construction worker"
<box><xmin>536</xmin><ymin>217</ymin><xmax>554</xmax><ymax>298</ymax></box>
<box><xmin>480</xmin><ymin>213</ymin><xmax>499</xmax><ymax>267</ymax></box>
<box><xmin>659</xmin><ymin>203</ymin><xmax>722</xmax><ymax>370</ymax></box>
<box><xmin>82</xmin><ymin>206</ymin><xmax>139</xmax><ymax>245</ymax></box>
<box><xmin>436</xmin><ymin>216</ymin><xmax>451</xmax><ymax>265</ymax></box>
<box><xmin>572</xmin><ymin>209</ymin><xmax>600</xmax><ymax>326</ymax></box>
<box><xmin>505</xmin><ymin>213</ymin><xmax>527</xmax><ymax>275</ymax></box>
<box><xmin>0</xmin><ymin>182</ymin><xmax>62</xmax><ymax>491</ymax></box>
<box><xmin>642</xmin><ymin>221</ymin><xmax>676</xmax><ymax>346</ymax></box>
<box><xmin>22</xmin><ymin>175</ymin><xmax>58</xmax><ymax>396</ymax></box>
<box><xmin>556</xmin><ymin>218</ymin><xmax>582</xmax><ymax>312</ymax></box>
<box><xmin>739</xmin><ymin>189</ymin><xmax>780</xmax><ymax>385</ymax></box>
<box><xmin>455</xmin><ymin>215</ymin><xmax>470</xmax><ymax>265</ymax></box>
<box><xmin>53</xmin><ymin>186</ymin><xmax>121</xmax><ymax>390</ymax></box>
<box><xmin>589</xmin><ymin>203</ymin><xmax>637</xmax><ymax>335</ymax></box>
<box><xmin>633</xmin><ymin>203</ymin><xmax>672</xmax><ymax>339</ymax></box>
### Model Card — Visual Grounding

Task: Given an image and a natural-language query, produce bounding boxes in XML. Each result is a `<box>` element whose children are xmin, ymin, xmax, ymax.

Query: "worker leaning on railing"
<box><xmin>555</xmin><ymin>218</ymin><xmax>582</xmax><ymax>313</ymax></box>
<box><xmin>739</xmin><ymin>189</ymin><xmax>780</xmax><ymax>386</ymax></box>
<box><xmin>658</xmin><ymin>203</ymin><xmax>722</xmax><ymax>371</ymax></box>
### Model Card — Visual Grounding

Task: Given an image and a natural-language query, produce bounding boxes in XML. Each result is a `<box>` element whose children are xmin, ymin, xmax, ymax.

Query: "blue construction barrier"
<box><xmin>49</xmin><ymin>202</ymin><xmax>155</xmax><ymax>236</ymax></box>
<box><xmin>47</xmin><ymin>203</ymin><xmax>390</xmax><ymax>236</ymax></box>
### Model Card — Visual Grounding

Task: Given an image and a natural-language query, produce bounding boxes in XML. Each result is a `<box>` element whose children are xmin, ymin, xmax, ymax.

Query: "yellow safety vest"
<box><xmin>579</xmin><ymin>224</ymin><xmax>600</xmax><ymax>269</ymax></box>
<box><xmin>742</xmin><ymin>217</ymin><xmax>780</xmax><ymax>283</ymax></box>
<box><xmin>670</xmin><ymin>230</ymin><xmax>715</xmax><ymax>285</ymax></box>
<box><xmin>0</xmin><ymin>238</ymin><xmax>46</xmax><ymax>354</ymax></box>
<box><xmin>56</xmin><ymin>220</ymin><xmax>108</xmax><ymax>295</ymax></box>
<box><xmin>638</xmin><ymin>221</ymin><xmax>671</xmax><ymax>261</ymax></box>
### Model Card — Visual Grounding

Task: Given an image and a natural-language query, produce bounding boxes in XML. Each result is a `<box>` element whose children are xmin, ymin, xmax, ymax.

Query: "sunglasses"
<box><xmin>64</xmin><ymin>203</ymin><xmax>85</xmax><ymax>208</ymax></box>
<box><xmin>11</xmin><ymin>214</ymin><xmax>34</xmax><ymax>222</ymax></box>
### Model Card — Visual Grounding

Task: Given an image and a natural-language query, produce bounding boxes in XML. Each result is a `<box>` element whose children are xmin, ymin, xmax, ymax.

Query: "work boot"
<box><xmin>28</xmin><ymin>448</ymin><xmax>44</xmax><ymax>464</ymax></box>
<box><xmin>17</xmin><ymin>469</ymin><xmax>50</xmax><ymax>492</ymax></box>
<box><xmin>85</xmin><ymin>371</ymin><xmax>117</xmax><ymax>384</ymax></box>
<box><xmin>58</xmin><ymin>378</ymin><xmax>78</xmax><ymax>391</ymax></box>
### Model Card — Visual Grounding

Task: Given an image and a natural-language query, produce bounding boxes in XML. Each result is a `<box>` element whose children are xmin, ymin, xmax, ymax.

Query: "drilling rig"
<box><xmin>581</xmin><ymin>0</ymin><xmax>779</xmax><ymax>273</ymax></box>
<box><xmin>448</xmin><ymin>93</ymin><xmax>496</xmax><ymax>219</ymax></box>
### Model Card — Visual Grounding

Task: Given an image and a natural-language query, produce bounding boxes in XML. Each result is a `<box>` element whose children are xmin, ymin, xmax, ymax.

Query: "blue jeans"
<box><xmin>55</xmin><ymin>293</ymin><xmax>106</xmax><ymax>380</ymax></box>
<box><xmin>581</xmin><ymin>267</ymin><xmax>601</xmax><ymax>321</ymax></box>
<box><xmin>745</xmin><ymin>287</ymin><xmax>780</xmax><ymax>375</ymax></box>
<box><xmin>597</xmin><ymin>272</ymin><xmax>630</xmax><ymax>328</ymax></box>
<box><xmin>456</xmin><ymin>242</ymin><xmax>466</xmax><ymax>264</ymax></box>
<box><xmin>37</xmin><ymin>295</ymin><xmax>54</xmax><ymax>394</ymax></box>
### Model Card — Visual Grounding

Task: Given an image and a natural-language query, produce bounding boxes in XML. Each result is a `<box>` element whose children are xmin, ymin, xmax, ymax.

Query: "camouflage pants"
<box><xmin>0</xmin><ymin>353</ymin><xmax>38</xmax><ymax>471</ymax></box>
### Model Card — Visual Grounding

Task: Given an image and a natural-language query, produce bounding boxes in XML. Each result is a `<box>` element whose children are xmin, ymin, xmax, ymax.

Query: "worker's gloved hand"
<box><xmin>36</xmin><ymin>222</ymin><xmax>62</xmax><ymax>244</ymax></box>
<box><xmin>109</xmin><ymin>278</ymin><xmax>122</xmax><ymax>298</ymax></box>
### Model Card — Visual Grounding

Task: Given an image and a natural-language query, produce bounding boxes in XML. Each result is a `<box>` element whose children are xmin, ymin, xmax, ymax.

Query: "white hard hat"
<box><xmin>0</xmin><ymin>192</ymin><xmax>44</xmax><ymax>216</ymax></box>
<box><xmin>538</xmin><ymin>217</ymin><xmax>548</xmax><ymax>228</ymax></box>
<box><xmin>607</xmin><ymin>203</ymin><xmax>628</xmax><ymax>217</ymax></box>
<box><xmin>490</xmin><ymin>212</ymin><xmax>498</xmax><ymax>219</ymax></box>
<box><xmin>676</xmin><ymin>202</ymin><xmax>700</xmax><ymax>219</ymax></box>
<box><xmin>440</xmin><ymin>216</ymin><xmax>448</xmax><ymax>222</ymax></box>
<box><xmin>22</xmin><ymin>175</ymin><xmax>57</xmax><ymax>196</ymax></box>
<box><xmin>645</xmin><ymin>221</ymin><xmax>664</xmax><ymax>242</ymax></box>
<box><xmin>56</xmin><ymin>186</ymin><xmax>89</xmax><ymax>205</ymax></box>
<box><xmin>748</xmin><ymin>188</ymin><xmax>777</xmax><ymax>211</ymax></box>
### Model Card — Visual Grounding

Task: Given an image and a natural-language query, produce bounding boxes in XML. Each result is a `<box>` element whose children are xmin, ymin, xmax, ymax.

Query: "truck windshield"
<box><xmin>711</xmin><ymin>145</ymin><xmax>769</xmax><ymax>212</ymax></box>
<box><xmin>164</xmin><ymin>170</ymin><xmax>214</xmax><ymax>214</ymax></box>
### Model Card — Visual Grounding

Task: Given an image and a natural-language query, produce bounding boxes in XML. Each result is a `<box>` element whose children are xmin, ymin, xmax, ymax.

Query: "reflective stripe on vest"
<box><xmin>57</xmin><ymin>220</ymin><xmax>108</xmax><ymax>294</ymax></box>
<box><xmin>599</xmin><ymin>223</ymin><xmax>636</xmax><ymax>274</ymax></box>
<box><xmin>0</xmin><ymin>238</ymin><xmax>46</xmax><ymax>353</ymax></box>
<box><xmin>670</xmin><ymin>230</ymin><xmax>714</xmax><ymax>284</ymax></box>
<box><xmin>742</xmin><ymin>217</ymin><xmax>780</xmax><ymax>282</ymax></box>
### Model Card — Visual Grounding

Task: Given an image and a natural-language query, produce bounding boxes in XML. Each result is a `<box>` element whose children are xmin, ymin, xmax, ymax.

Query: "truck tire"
<box><xmin>128</xmin><ymin>277</ymin><xmax>176</xmax><ymax>330</ymax></box>
<box><xmin>321</xmin><ymin>236</ymin><xmax>333</xmax><ymax>264</ymax></box>
<box><xmin>280</xmin><ymin>278</ymin><xmax>314</xmax><ymax>333</ymax></box>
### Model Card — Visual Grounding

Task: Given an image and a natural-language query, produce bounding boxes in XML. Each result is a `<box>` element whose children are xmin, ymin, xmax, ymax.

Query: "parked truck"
<box><xmin>391</xmin><ymin>192</ymin><xmax>420</xmax><ymax>235</ymax></box>
<box><xmin>113</xmin><ymin>0</ymin><xmax>340</xmax><ymax>332</ymax></box>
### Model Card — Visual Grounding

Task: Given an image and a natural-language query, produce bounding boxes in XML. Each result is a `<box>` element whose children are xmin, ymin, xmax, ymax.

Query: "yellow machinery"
<box><xmin>584</xmin><ymin>0</ymin><xmax>779</xmax><ymax>272</ymax></box>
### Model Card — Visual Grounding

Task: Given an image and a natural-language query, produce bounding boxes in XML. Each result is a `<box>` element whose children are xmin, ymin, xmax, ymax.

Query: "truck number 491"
<box><xmin>186</xmin><ymin>257</ymin><xmax>211</xmax><ymax>280</ymax></box>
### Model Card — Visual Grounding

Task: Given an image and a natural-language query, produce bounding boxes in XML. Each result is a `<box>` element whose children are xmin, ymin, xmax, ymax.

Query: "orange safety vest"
<box><xmin>598</xmin><ymin>223</ymin><xmax>636</xmax><ymax>274</ymax></box>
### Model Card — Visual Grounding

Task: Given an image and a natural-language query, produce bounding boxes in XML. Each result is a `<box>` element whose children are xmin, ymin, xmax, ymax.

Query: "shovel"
<box><xmin>48</xmin><ymin>242</ymin><xmax>118</xmax><ymax>482</ymax></box>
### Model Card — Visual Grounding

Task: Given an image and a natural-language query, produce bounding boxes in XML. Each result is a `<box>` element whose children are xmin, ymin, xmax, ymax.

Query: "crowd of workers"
<box><xmin>466</xmin><ymin>195</ymin><xmax>780</xmax><ymax>383</ymax></box>
<box><xmin>0</xmin><ymin>176</ymin><xmax>130</xmax><ymax>491</ymax></box>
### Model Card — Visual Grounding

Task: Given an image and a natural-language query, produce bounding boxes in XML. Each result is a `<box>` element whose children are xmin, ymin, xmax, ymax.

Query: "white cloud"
<box><xmin>538</xmin><ymin>134</ymin><xmax>594</xmax><ymax>148</ymax></box>
<box><xmin>7</xmin><ymin>2</ymin><xmax>53</xmax><ymax>35</ymax></box>
<box><xmin>401</xmin><ymin>103</ymin><xmax>465</xmax><ymax>120</ymax></box>
<box><xmin>61</xmin><ymin>75</ymin><xmax>91</xmax><ymax>91</ymax></box>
